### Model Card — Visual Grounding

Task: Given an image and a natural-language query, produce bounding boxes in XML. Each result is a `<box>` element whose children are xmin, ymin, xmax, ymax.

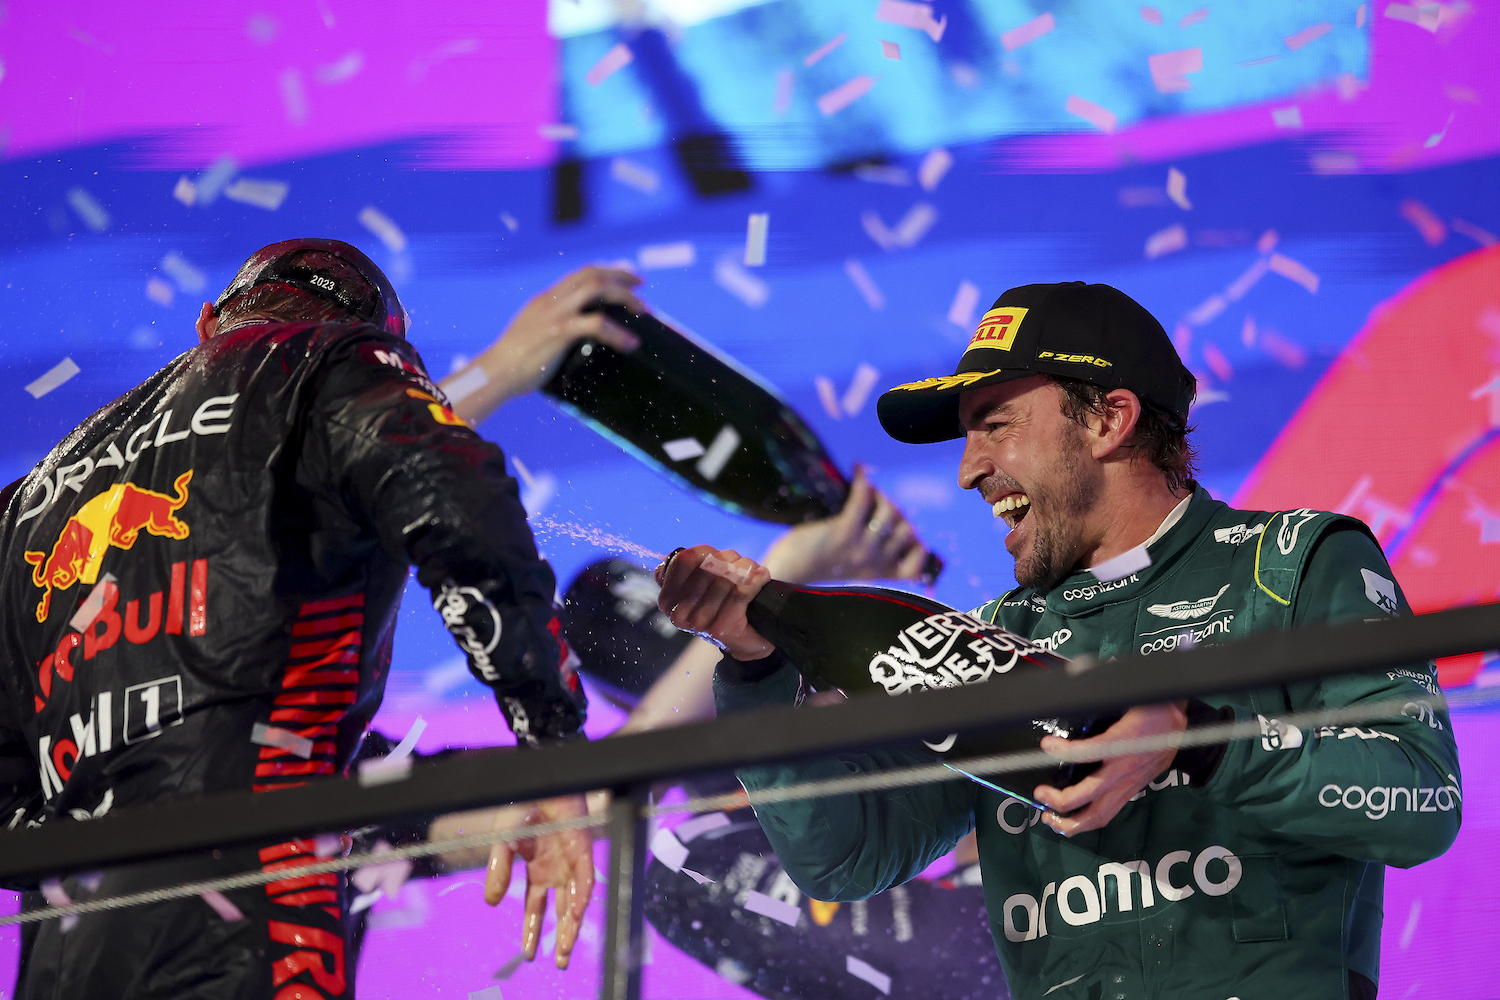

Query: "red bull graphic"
<box><xmin>23</xmin><ymin>470</ymin><xmax>193</xmax><ymax>623</ymax></box>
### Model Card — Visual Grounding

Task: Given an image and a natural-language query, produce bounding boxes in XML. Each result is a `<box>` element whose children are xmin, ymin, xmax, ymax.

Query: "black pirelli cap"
<box><xmin>876</xmin><ymin>281</ymin><xmax>1196</xmax><ymax>444</ymax></box>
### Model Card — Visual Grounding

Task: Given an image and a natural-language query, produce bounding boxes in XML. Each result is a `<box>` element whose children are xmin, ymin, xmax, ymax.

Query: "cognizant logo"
<box><xmin>1138</xmin><ymin>614</ymin><xmax>1232</xmax><ymax>655</ymax></box>
<box><xmin>1061</xmin><ymin>574</ymin><xmax>1138</xmax><ymax>602</ymax></box>
<box><xmin>1317</xmin><ymin>779</ymin><xmax>1461</xmax><ymax>820</ymax></box>
<box><xmin>1001</xmin><ymin>845</ymin><xmax>1240</xmax><ymax>943</ymax></box>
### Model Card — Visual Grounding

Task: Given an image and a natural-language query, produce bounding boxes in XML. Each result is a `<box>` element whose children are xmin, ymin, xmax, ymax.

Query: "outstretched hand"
<box><xmin>761</xmin><ymin>465</ymin><xmax>929</xmax><ymax>584</ymax></box>
<box><xmin>481</xmin><ymin>794</ymin><xmax>595</xmax><ymax>969</ymax></box>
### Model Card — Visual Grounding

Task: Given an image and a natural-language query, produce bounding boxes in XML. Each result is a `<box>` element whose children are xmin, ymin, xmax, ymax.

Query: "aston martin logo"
<box><xmin>1147</xmin><ymin>584</ymin><xmax>1231</xmax><ymax>621</ymax></box>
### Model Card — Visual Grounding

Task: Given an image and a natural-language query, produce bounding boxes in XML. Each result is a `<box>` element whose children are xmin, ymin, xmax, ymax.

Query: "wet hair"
<box><xmin>216</xmin><ymin>282</ymin><xmax>357</xmax><ymax>328</ymax></box>
<box><xmin>1047</xmin><ymin>375</ymin><xmax>1199</xmax><ymax>494</ymax></box>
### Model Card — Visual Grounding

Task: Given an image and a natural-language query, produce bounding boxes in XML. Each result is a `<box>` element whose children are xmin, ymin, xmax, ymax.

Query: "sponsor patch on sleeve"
<box><xmin>1361</xmin><ymin>568</ymin><xmax>1400</xmax><ymax>614</ymax></box>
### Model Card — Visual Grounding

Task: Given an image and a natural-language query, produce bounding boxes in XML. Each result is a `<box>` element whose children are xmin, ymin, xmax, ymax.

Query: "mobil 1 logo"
<box><xmin>123</xmin><ymin>675</ymin><xmax>184</xmax><ymax>744</ymax></box>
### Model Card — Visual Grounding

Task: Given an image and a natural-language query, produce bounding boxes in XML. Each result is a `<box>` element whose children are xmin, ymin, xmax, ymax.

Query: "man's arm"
<box><xmin>1196</xmin><ymin>527</ymin><xmax>1461</xmax><ymax>867</ymax></box>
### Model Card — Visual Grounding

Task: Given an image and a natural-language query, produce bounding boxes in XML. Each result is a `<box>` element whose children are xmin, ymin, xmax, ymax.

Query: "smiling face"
<box><xmin>958</xmin><ymin>376</ymin><xmax>1104</xmax><ymax>591</ymax></box>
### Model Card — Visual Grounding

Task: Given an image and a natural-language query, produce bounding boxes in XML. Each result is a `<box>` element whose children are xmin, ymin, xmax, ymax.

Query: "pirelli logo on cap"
<box><xmin>968</xmin><ymin>306</ymin><xmax>1028</xmax><ymax>352</ymax></box>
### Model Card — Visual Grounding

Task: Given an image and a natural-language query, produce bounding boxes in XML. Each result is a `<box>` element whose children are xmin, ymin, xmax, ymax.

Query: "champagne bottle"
<box><xmin>744</xmin><ymin>581</ymin><xmax>1119</xmax><ymax>808</ymax></box>
<box><xmin>541</xmin><ymin>302</ymin><xmax>942</xmax><ymax>581</ymax></box>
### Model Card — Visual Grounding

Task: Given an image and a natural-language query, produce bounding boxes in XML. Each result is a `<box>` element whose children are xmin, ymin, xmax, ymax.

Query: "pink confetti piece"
<box><xmin>847</xmin><ymin>956</ymin><xmax>893</xmax><ymax>995</ymax></box>
<box><xmin>773</xmin><ymin>68</ymin><xmax>795</xmax><ymax>115</ymax></box>
<box><xmin>1179</xmin><ymin>7</ymin><xmax>1208</xmax><ymax>28</ymax></box>
<box><xmin>700</xmin><ymin>553</ymin><xmax>752</xmax><ymax>586</ymax></box>
<box><xmin>1241</xmin><ymin>315</ymin><xmax>1257</xmax><ymax>347</ymax></box>
<box><xmin>1148</xmin><ymin>47</ymin><xmax>1202</xmax><ymax>93</ymax></box>
<box><xmin>817</xmin><ymin>75</ymin><xmax>876</xmax><ymax>116</ymax></box>
<box><xmin>744</xmin><ymin>890</ymin><xmax>801</xmax><ymax>927</ymax></box>
<box><xmin>918</xmin><ymin>148</ymin><xmax>952</xmax><ymax>191</ymax></box>
<box><xmin>815</xmin><ymin>376</ymin><xmax>843</xmax><ymax>420</ymax></box>
<box><xmin>1285</xmin><ymin>21</ymin><xmax>1333</xmax><ymax>49</ymax></box>
<box><xmin>713</xmin><ymin>257</ymin><xmax>770</xmax><ymax>308</ymax></box>
<box><xmin>279</xmin><ymin>69</ymin><xmax>308</xmax><ymax>126</ymax></box>
<box><xmin>1172</xmin><ymin>324</ymin><xmax>1192</xmax><ymax>357</ymax></box>
<box><xmin>1224</xmin><ymin>258</ymin><xmax>1268</xmax><ymax>302</ymax></box>
<box><xmin>844</xmin><ymin>258</ymin><xmax>886</xmax><ymax>310</ymax></box>
<box><xmin>40</xmin><ymin>879</ymin><xmax>79</xmax><ymax>933</ymax></box>
<box><xmin>1452</xmin><ymin>218</ymin><xmax>1497</xmax><ymax>247</ymax></box>
<box><xmin>805</xmin><ymin>32</ymin><xmax>847</xmax><ymax>67</ymax></box>
<box><xmin>1089</xmin><ymin>543</ymin><xmax>1151</xmax><ymax>582</ymax></box>
<box><xmin>1271</xmin><ymin>106</ymin><xmax>1303</xmax><ymax>128</ymax></box>
<box><xmin>1166</xmin><ymin>168</ymin><xmax>1191</xmax><ymax>210</ymax></box>
<box><xmin>875</xmin><ymin>0</ymin><xmax>947</xmax><ymax>41</ymax></box>
<box><xmin>1256</xmin><ymin>229</ymin><xmax>1279</xmax><ymax>254</ymax></box>
<box><xmin>251</xmin><ymin>722</ymin><xmax>314</xmax><ymax>760</ymax></box>
<box><xmin>538</xmin><ymin>123</ymin><xmax>579</xmax><ymax>141</ymax></box>
<box><xmin>650</xmin><ymin>828</ymin><xmax>689</xmax><ymax>872</ymax></box>
<box><xmin>585</xmin><ymin>42</ymin><xmax>633</xmax><ymax>86</ymax></box>
<box><xmin>1399</xmin><ymin>199</ymin><xmax>1446</xmax><ymax>246</ymax></box>
<box><xmin>862</xmin><ymin>211</ymin><xmax>897</xmax><ymax>250</ymax></box>
<box><xmin>841</xmin><ymin>363</ymin><xmax>881</xmax><ymax>417</ymax></box>
<box><xmin>743</xmin><ymin>213</ymin><xmax>769</xmax><ymax>266</ymax></box>
<box><xmin>146</xmin><ymin>278</ymin><xmax>175</xmax><ymax>307</ymax></box>
<box><xmin>1202</xmin><ymin>343</ymin><xmax>1234</xmax><ymax>382</ymax></box>
<box><xmin>881</xmin><ymin>39</ymin><xmax>901</xmax><ymax>60</ymax></box>
<box><xmin>1001</xmin><ymin>12</ymin><xmax>1055</xmax><ymax>51</ymax></box>
<box><xmin>892</xmin><ymin>202</ymin><xmax>938</xmax><ymax>247</ymax></box>
<box><xmin>947</xmin><ymin>280</ymin><xmax>980</xmax><ymax>327</ymax></box>
<box><xmin>1144</xmin><ymin>223</ymin><xmax>1187</xmax><ymax>259</ymax></box>
<box><xmin>1357</xmin><ymin>3</ymin><xmax>1368</xmax><ymax>27</ymax></box>
<box><xmin>675</xmin><ymin>812</ymin><xmax>731</xmax><ymax>843</ymax></box>
<box><xmin>200</xmin><ymin>890</ymin><xmax>245</xmax><ymax>922</ymax></box>
<box><xmin>1259</xmin><ymin>329</ymin><xmax>1307</xmax><ymax>369</ymax></box>
<box><xmin>1268</xmin><ymin>253</ymin><xmax>1320</xmax><ymax>293</ymax></box>
<box><xmin>611</xmin><ymin>157</ymin><xmax>660</xmax><ymax>194</ymax></box>
<box><xmin>1384</xmin><ymin>3</ymin><xmax>1441</xmax><ymax>32</ymax></box>
<box><xmin>1186</xmin><ymin>294</ymin><xmax>1226</xmax><ymax>326</ymax></box>
<box><xmin>1140</xmin><ymin>6</ymin><xmax>1162</xmax><ymax>24</ymax></box>
<box><xmin>1065</xmin><ymin>94</ymin><xmax>1117</xmax><ymax>133</ymax></box>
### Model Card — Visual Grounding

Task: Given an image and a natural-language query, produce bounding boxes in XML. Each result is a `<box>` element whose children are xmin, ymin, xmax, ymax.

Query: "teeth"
<box><xmin>991</xmin><ymin>494</ymin><xmax>1032</xmax><ymax>517</ymax></box>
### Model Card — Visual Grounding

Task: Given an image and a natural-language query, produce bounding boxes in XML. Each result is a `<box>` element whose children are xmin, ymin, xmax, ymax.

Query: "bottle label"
<box><xmin>867</xmin><ymin>611</ymin><xmax>1049</xmax><ymax>695</ymax></box>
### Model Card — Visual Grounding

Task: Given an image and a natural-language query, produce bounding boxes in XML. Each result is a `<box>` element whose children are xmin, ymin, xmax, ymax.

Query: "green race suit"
<box><xmin>715</xmin><ymin>490</ymin><xmax>1461</xmax><ymax>1000</ymax></box>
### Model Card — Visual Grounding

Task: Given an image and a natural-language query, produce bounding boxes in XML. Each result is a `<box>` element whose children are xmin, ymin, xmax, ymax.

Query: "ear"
<box><xmin>195</xmin><ymin>302</ymin><xmax>218</xmax><ymax>344</ymax></box>
<box><xmin>1087</xmin><ymin>389</ymin><xmax>1142</xmax><ymax>460</ymax></box>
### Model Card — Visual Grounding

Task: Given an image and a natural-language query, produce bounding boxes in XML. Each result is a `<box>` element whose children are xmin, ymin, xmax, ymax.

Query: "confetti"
<box><xmin>1451</xmin><ymin>218</ymin><xmax>1497</xmax><ymax>246</ymax></box>
<box><xmin>697</xmin><ymin>425</ymin><xmax>742</xmax><ymax>482</ymax></box>
<box><xmin>499</xmin><ymin>212</ymin><xmax>519</xmax><ymax>232</ymax></box>
<box><xmin>773</xmin><ymin>69</ymin><xmax>795</xmax><ymax>115</ymax></box>
<box><xmin>805</xmin><ymin>32</ymin><xmax>847</xmax><ymax>67</ymax></box>
<box><xmin>1241</xmin><ymin>315</ymin><xmax>1257</xmax><ymax>346</ymax></box>
<box><xmin>1398</xmin><ymin>200</ymin><xmax>1446</xmax><ymax>245</ymax></box>
<box><xmin>353</xmin><ymin>844</ymin><xmax>414</xmax><ymax>901</ymax></box>
<box><xmin>1384</xmin><ymin>2</ymin><xmax>1441</xmax><ymax>32</ymax></box>
<box><xmin>1259</xmin><ymin>329</ymin><xmax>1307</xmax><ymax>368</ymax></box>
<box><xmin>918</xmin><ymin>148</ymin><xmax>952</xmax><ymax>191</ymax></box>
<box><xmin>1357</xmin><ymin>3</ymin><xmax>1368</xmax><ymax>26</ymax></box>
<box><xmin>195</xmin><ymin>157</ymin><xmax>238</xmax><ymax>205</ymax></box>
<box><xmin>881</xmin><ymin>40</ymin><xmax>901</xmax><ymax>59</ymax></box>
<box><xmin>280</xmin><ymin>69</ymin><xmax>308</xmax><ymax>125</ymax></box>
<box><xmin>1148</xmin><ymin>48</ymin><xmax>1203</xmax><ymax>93</ymax></box>
<box><xmin>947</xmin><ymin>280</ymin><xmax>980</xmax><ymax>327</ymax></box>
<box><xmin>161</xmin><ymin>252</ymin><xmax>207</xmax><ymax>293</ymax></box>
<box><xmin>65</xmin><ymin>187</ymin><xmax>110</xmax><ymax>232</ymax></box>
<box><xmin>638</xmin><ymin>242</ymin><xmax>696</xmax><ymax>269</ymax></box>
<box><xmin>714</xmin><ymin>257</ymin><xmax>770</xmax><ymax>308</ymax></box>
<box><xmin>1469</xmin><ymin>376</ymin><xmax>1500</xmax><ymax>426</ymax></box>
<box><xmin>537</xmin><ymin>123</ymin><xmax>579</xmax><ymax>141</ymax></box>
<box><xmin>1119</xmin><ymin>186</ymin><xmax>1168</xmax><ymax>208</ymax></box>
<box><xmin>1272</xmin><ymin>106</ymin><xmax>1303</xmax><ymax>128</ymax></box>
<box><xmin>146</xmin><ymin>278</ymin><xmax>175</xmax><ymax>307</ymax></box>
<box><xmin>817</xmin><ymin>75</ymin><xmax>876</xmax><ymax>116</ymax></box>
<box><xmin>25</xmin><ymin>357</ymin><xmax>81</xmax><ymax>399</ymax></box>
<box><xmin>862</xmin><ymin>211</ymin><xmax>897</xmax><ymax>250</ymax></box>
<box><xmin>1186</xmin><ymin>294</ymin><xmax>1226</xmax><ymax>326</ymax></box>
<box><xmin>1193</xmin><ymin>386</ymin><xmax>1231</xmax><ymax>409</ymax></box>
<box><xmin>69</xmin><ymin>575</ymin><xmax>117</xmax><ymax>632</ymax></box>
<box><xmin>610</xmin><ymin>157</ymin><xmax>659</xmax><ymax>194</ymax></box>
<box><xmin>650</xmin><ymin>828</ymin><xmax>690</xmax><ymax>871</ymax></box>
<box><xmin>493</xmin><ymin>953</ymin><xmax>526</xmax><ymax>980</ymax></box>
<box><xmin>444</xmin><ymin>365</ymin><xmax>489</xmax><ymax>405</ymax></box>
<box><xmin>744</xmin><ymin>890</ymin><xmax>801</xmax><ymax>927</ymax></box>
<box><xmin>1090</xmin><ymin>543</ymin><xmax>1152</xmax><ymax>582</ymax></box>
<box><xmin>224</xmin><ymin>178</ymin><xmax>289</xmax><ymax>211</ymax></box>
<box><xmin>359</xmin><ymin>206</ymin><xmax>407</xmax><ymax>252</ymax></box>
<box><xmin>469</xmin><ymin>987</ymin><xmax>503</xmax><ymax>1000</ymax></box>
<box><xmin>1145</xmin><ymin>224</ymin><xmax>1188</xmax><ymax>259</ymax></box>
<box><xmin>1424</xmin><ymin>111</ymin><xmax>1455</xmax><ymax>148</ymax></box>
<box><xmin>744</xmin><ymin>213</ymin><xmax>769</xmax><ymax>266</ymax></box>
<box><xmin>1268</xmin><ymin>253</ymin><xmax>1320</xmax><ymax>293</ymax></box>
<box><xmin>846</xmin><ymin>956</ymin><xmax>892</xmax><ymax>995</ymax></box>
<box><xmin>316</xmin><ymin>51</ymin><xmax>364</xmax><ymax>84</ymax></box>
<box><xmin>663</xmin><ymin>437</ymin><xmax>706</xmax><ymax>461</ymax></box>
<box><xmin>1001</xmin><ymin>12</ymin><xmax>1055</xmax><ymax>51</ymax></box>
<box><xmin>1224</xmin><ymin>258</ymin><xmax>1268</xmax><ymax>301</ymax></box>
<box><xmin>1065</xmin><ymin>95</ymin><xmax>1117</xmax><ymax>133</ymax></box>
<box><xmin>1179</xmin><ymin>7</ymin><xmax>1209</xmax><ymax>27</ymax></box>
<box><xmin>1202</xmin><ymin>343</ymin><xmax>1234</xmax><ymax>382</ymax></box>
<box><xmin>1140</xmin><ymin>6</ymin><xmax>1162</xmax><ymax>24</ymax></box>
<box><xmin>892</xmin><ymin>202</ymin><xmax>937</xmax><ymax>247</ymax></box>
<box><xmin>514</xmin><ymin>457</ymin><xmax>557</xmax><ymax>515</ymax></box>
<box><xmin>40</xmin><ymin>879</ymin><xmax>79</xmax><ymax>933</ymax></box>
<box><xmin>1310</xmin><ymin>150</ymin><xmax>1360</xmax><ymax>174</ymax></box>
<box><xmin>815</xmin><ymin>376</ymin><xmax>843</xmax><ymax>420</ymax></box>
<box><xmin>1285</xmin><ymin>21</ymin><xmax>1333</xmax><ymax>49</ymax></box>
<box><xmin>842</xmin><ymin>363</ymin><xmax>881</xmax><ymax>417</ymax></box>
<box><xmin>359</xmin><ymin>754</ymin><xmax>412</xmax><ymax>786</ymax></box>
<box><xmin>200</xmin><ymin>890</ymin><xmax>245</xmax><ymax>922</ymax></box>
<box><xmin>675</xmin><ymin>812</ymin><xmax>731</xmax><ymax>843</ymax></box>
<box><xmin>875</xmin><ymin>0</ymin><xmax>948</xmax><ymax>41</ymax></box>
<box><xmin>1166</xmin><ymin>167</ymin><xmax>1191</xmax><ymax>210</ymax></box>
<box><xmin>854</xmin><ymin>163</ymin><xmax>909</xmax><ymax>185</ymax></box>
<box><xmin>682</xmin><ymin>868</ymin><xmax>715</xmax><ymax>884</ymax></box>
<box><xmin>172</xmin><ymin>177</ymin><xmax>197</xmax><ymax>206</ymax></box>
<box><xmin>252</xmin><ymin>722</ymin><xmax>314</xmax><ymax>760</ymax></box>
<box><xmin>844</xmin><ymin>258</ymin><xmax>886</xmax><ymax>310</ymax></box>
<box><xmin>1256</xmin><ymin>229</ymin><xmax>1279</xmax><ymax>254</ymax></box>
<box><xmin>585</xmin><ymin>42</ymin><xmax>633</xmax><ymax>86</ymax></box>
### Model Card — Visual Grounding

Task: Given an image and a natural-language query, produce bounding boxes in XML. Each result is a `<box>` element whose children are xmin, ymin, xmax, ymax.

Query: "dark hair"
<box><xmin>216</xmin><ymin>282</ymin><xmax>355</xmax><ymax>327</ymax></box>
<box><xmin>1047</xmin><ymin>375</ymin><xmax>1199</xmax><ymax>493</ymax></box>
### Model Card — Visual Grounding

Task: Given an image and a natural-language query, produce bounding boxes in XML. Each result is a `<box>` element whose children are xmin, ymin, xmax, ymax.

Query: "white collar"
<box><xmin>1143</xmin><ymin>492</ymin><xmax>1194</xmax><ymax>548</ymax></box>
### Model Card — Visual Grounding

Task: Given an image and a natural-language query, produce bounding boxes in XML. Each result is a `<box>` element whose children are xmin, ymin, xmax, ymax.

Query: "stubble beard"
<box><xmin>1013</xmin><ymin>427</ymin><xmax>1101</xmax><ymax>592</ymax></box>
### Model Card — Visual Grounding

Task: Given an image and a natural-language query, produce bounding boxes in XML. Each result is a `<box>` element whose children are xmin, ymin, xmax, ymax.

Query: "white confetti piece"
<box><xmin>314</xmin><ymin>833</ymin><xmax>342</xmax><ymax>858</ymax></box>
<box><xmin>512</xmin><ymin>457</ymin><xmax>557</xmax><ymax>515</ymax></box>
<box><xmin>65</xmin><ymin>187</ymin><xmax>110</xmax><ymax>232</ymax></box>
<box><xmin>817</xmin><ymin>75</ymin><xmax>875</xmax><ymax>116</ymax></box>
<box><xmin>1144</xmin><ymin>224</ymin><xmax>1187</xmax><ymax>259</ymax></box>
<box><xmin>499</xmin><ymin>212</ymin><xmax>519</xmax><ymax>232</ymax></box>
<box><xmin>638</xmin><ymin>242</ymin><xmax>696</xmax><ymax>269</ymax></box>
<box><xmin>1272</xmin><ymin>106</ymin><xmax>1303</xmax><ymax>128</ymax></box>
<box><xmin>359</xmin><ymin>755</ymin><xmax>413</xmax><ymax>786</ymax></box>
<box><xmin>854</xmin><ymin>164</ymin><xmax>909</xmax><ymax>185</ymax></box>
<box><xmin>891</xmin><ymin>202</ymin><xmax>937</xmax><ymax>247</ymax></box>
<box><xmin>1090</xmin><ymin>543</ymin><xmax>1151</xmax><ymax>582</ymax></box>
<box><xmin>1424</xmin><ymin>110</ymin><xmax>1455</xmax><ymax>148</ymax></box>
<box><xmin>162</xmin><ymin>252</ymin><xmax>207</xmax><ymax>293</ymax></box>
<box><xmin>195</xmin><ymin>157</ymin><xmax>238</xmax><ymax>205</ymax></box>
<box><xmin>1044</xmin><ymin>973</ymin><xmax>1085</xmax><ymax>996</ymax></box>
<box><xmin>880</xmin><ymin>39</ymin><xmax>901</xmax><ymax>59</ymax></box>
<box><xmin>224</xmin><ymin>178</ymin><xmax>289</xmax><ymax>211</ymax></box>
<box><xmin>714</xmin><ymin>257</ymin><xmax>769</xmax><ymax>308</ymax></box>
<box><xmin>279</xmin><ymin>68</ymin><xmax>308</xmax><ymax>125</ymax></box>
<box><xmin>846</xmin><ymin>955</ymin><xmax>891</xmax><ymax>995</ymax></box>
<box><xmin>317</xmin><ymin>51</ymin><xmax>364</xmax><ymax>83</ymax></box>
<box><xmin>1186</xmin><ymin>294</ymin><xmax>1226</xmax><ymax>326</ymax></box>
<box><xmin>444</xmin><ymin>365</ymin><xmax>489</xmax><ymax>405</ymax></box>
<box><xmin>469</xmin><ymin>988</ymin><xmax>503</xmax><ymax>1000</ymax></box>
<box><xmin>1148</xmin><ymin>47</ymin><xmax>1202</xmax><ymax>93</ymax></box>
<box><xmin>773</xmin><ymin>68</ymin><xmax>795</xmax><ymax>115</ymax></box>
<box><xmin>875</xmin><ymin>0</ymin><xmax>947</xmax><ymax>41</ymax></box>
<box><xmin>146</xmin><ymin>278</ymin><xmax>175</xmax><ymax>307</ymax></box>
<box><xmin>675</xmin><ymin>812</ymin><xmax>731</xmax><ymax>843</ymax></box>
<box><xmin>862</xmin><ymin>210</ymin><xmax>897</xmax><ymax>250</ymax></box>
<box><xmin>1166</xmin><ymin>168</ymin><xmax>1191</xmax><ymax>210</ymax></box>
<box><xmin>947</xmin><ymin>280</ymin><xmax>980</xmax><ymax>327</ymax></box>
<box><xmin>1268</xmin><ymin>253</ymin><xmax>1320</xmax><ymax>293</ymax></box>
<box><xmin>918</xmin><ymin>148</ymin><xmax>952</xmax><ymax>191</ymax></box>
<box><xmin>696</xmin><ymin>425</ymin><xmax>741</xmax><ymax>482</ymax></box>
<box><xmin>682</xmin><ymin>868</ymin><xmax>715</xmax><ymax>884</ymax></box>
<box><xmin>172</xmin><ymin>176</ymin><xmax>197</xmax><ymax>206</ymax></box>
<box><xmin>844</xmin><ymin>258</ymin><xmax>886</xmax><ymax>310</ymax></box>
<box><xmin>805</xmin><ymin>32</ymin><xmax>847</xmax><ymax>67</ymax></box>
<box><xmin>1285</xmin><ymin>21</ymin><xmax>1333</xmax><ymax>49</ymax></box>
<box><xmin>585</xmin><ymin>42</ymin><xmax>633</xmax><ymax>86</ymax></box>
<box><xmin>611</xmin><ymin>157</ymin><xmax>659</xmax><ymax>194</ymax></box>
<box><xmin>70</xmin><ymin>575</ymin><xmax>118</xmax><ymax>632</ymax></box>
<box><xmin>841</xmin><ymin>363</ymin><xmax>880</xmax><ymax>417</ymax></box>
<box><xmin>386</xmin><ymin>716</ymin><xmax>427</xmax><ymax>762</ymax></box>
<box><xmin>1065</xmin><ymin>95</ymin><xmax>1117</xmax><ymax>133</ymax></box>
<box><xmin>815</xmin><ymin>376</ymin><xmax>843</xmax><ymax>420</ymax></box>
<box><xmin>1001</xmin><ymin>12</ymin><xmax>1055</xmax><ymax>51</ymax></box>
<box><xmin>743</xmin><ymin>213</ymin><xmax>769</xmax><ymax>266</ymax></box>
<box><xmin>1179</xmin><ymin>7</ymin><xmax>1209</xmax><ymax>27</ymax></box>
<box><xmin>353</xmin><ymin>845</ymin><xmax>414</xmax><ymax>900</ymax></box>
<box><xmin>200</xmin><ymin>890</ymin><xmax>245</xmax><ymax>922</ymax></box>
<box><xmin>251</xmin><ymin>722</ymin><xmax>314</xmax><ymax>760</ymax></box>
<box><xmin>25</xmin><ymin>357</ymin><xmax>81</xmax><ymax>399</ymax></box>
<box><xmin>650</xmin><ymin>828</ymin><xmax>689</xmax><ymax>872</ymax></box>
<box><xmin>663</xmin><ymin>437</ymin><xmax>706</xmax><ymax>461</ymax></box>
<box><xmin>538</xmin><ymin>123</ymin><xmax>579</xmax><ymax>141</ymax></box>
<box><xmin>744</xmin><ymin>890</ymin><xmax>800</xmax><ymax>927</ymax></box>
<box><xmin>359</xmin><ymin>206</ymin><xmax>407</xmax><ymax>252</ymax></box>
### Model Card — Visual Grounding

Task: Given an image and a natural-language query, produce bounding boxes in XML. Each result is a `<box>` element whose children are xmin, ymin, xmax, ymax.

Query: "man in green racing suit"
<box><xmin>653</xmin><ymin>282</ymin><xmax>1461</xmax><ymax>1000</ymax></box>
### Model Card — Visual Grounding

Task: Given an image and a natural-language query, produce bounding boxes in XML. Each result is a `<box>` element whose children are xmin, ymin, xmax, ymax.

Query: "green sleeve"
<box><xmin>1201</xmin><ymin>527</ymin><xmax>1462</xmax><ymax>867</ymax></box>
<box><xmin>714</xmin><ymin>664</ymin><xmax>979</xmax><ymax>902</ymax></box>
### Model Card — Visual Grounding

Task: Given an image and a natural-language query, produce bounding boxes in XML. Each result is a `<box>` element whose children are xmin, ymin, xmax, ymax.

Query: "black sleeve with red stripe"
<box><xmin>303</xmin><ymin>327</ymin><xmax>586</xmax><ymax>745</ymax></box>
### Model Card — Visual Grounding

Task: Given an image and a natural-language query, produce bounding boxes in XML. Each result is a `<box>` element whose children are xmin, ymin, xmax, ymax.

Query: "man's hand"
<box><xmin>761</xmin><ymin>466</ymin><xmax>928</xmax><ymax>584</ymax></box>
<box><xmin>654</xmin><ymin>546</ymin><xmax>774</xmax><ymax>660</ymax></box>
<box><xmin>482</xmin><ymin>794</ymin><xmax>595</xmax><ymax>969</ymax></box>
<box><xmin>443</xmin><ymin>266</ymin><xmax>645</xmax><ymax>423</ymax></box>
<box><xmin>1032</xmin><ymin>702</ymin><xmax>1188</xmax><ymax>836</ymax></box>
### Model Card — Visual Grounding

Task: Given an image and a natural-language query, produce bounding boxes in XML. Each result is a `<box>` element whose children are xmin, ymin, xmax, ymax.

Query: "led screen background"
<box><xmin>0</xmin><ymin>1</ymin><xmax>1497</xmax><ymax>997</ymax></box>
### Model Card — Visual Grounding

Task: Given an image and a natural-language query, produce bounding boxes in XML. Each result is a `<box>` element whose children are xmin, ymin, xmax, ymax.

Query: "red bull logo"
<box><xmin>23</xmin><ymin>470</ymin><xmax>193</xmax><ymax>623</ymax></box>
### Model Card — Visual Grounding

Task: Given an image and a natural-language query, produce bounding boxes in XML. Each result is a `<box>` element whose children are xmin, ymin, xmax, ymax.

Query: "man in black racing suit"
<box><xmin>0</xmin><ymin>239</ymin><xmax>613</xmax><ymax>999</ymax></box>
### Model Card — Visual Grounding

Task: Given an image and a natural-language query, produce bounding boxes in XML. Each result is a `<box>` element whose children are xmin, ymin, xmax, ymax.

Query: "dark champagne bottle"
<box><xmin>744</xmin><ymin>581</ymin><xmax>1119</xmax><ymax>808</ymax></box>
<box><xmin>541</xmin><ymin>302</ymin><xmax>942</xmax><ymax>581</ymax></box>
